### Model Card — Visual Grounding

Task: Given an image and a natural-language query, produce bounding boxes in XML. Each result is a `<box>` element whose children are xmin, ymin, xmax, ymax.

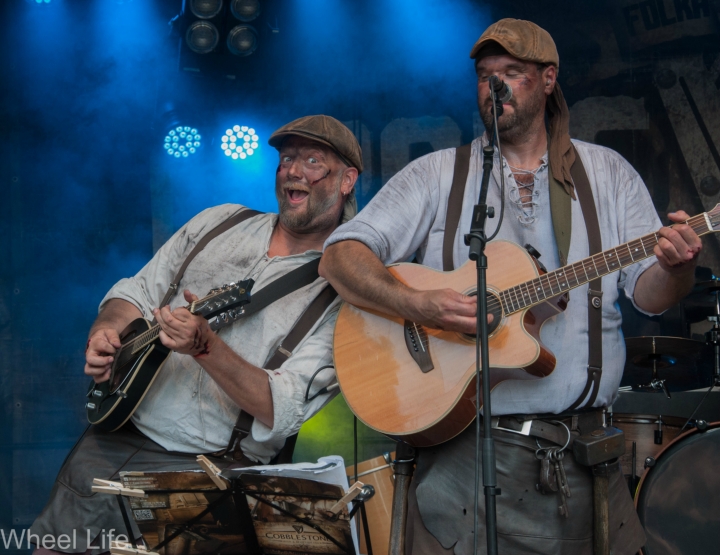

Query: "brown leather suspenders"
<box><xmin>222</xmin><ymin>283</ymin><xmax>338</xmax><ymax>464</ymax></box>
<box><xmin>566</xmin><ymin>154</ymin><xmax>604</xmax><ymax>410</ymax></box>
<box><xmin>443</xmin><ymin>143</ymin><xmax>603</xmax><ymax>410</ymax></box>
<box><xmin>158</xmin><ymin>208</ymin><xmax>338</xmax><ymax>462</ymax></box>
<box><xmin>443</xmin><ymin>143</ymin><xmax>472</xmax><ymax>271</ymax></box>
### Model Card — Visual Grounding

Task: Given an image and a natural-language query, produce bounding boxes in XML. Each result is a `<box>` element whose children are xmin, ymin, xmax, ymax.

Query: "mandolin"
<box><xmin>86</xmin><ymin>280</ymin><xmax>253</xmax><ymax>431</ymax></box>
<box><xmin>333</xmin><ymin>206</ymin><xmax>720</xmax><ymax>447</ymax></box>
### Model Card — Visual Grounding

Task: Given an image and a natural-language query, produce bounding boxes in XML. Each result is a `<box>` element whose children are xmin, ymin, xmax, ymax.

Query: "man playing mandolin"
<box><xmin>321</xmin><ymin>19</ymin><xmax>701</xmax><ymax>555</ymax></box>
<box><xmin>31</xmin><ymin>115</ymin><xmax>361</xmax><ymax>554</ymax></box>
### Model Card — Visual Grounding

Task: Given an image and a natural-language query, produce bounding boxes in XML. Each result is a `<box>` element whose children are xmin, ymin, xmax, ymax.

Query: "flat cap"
<box><xmin>470</xmin><ymin>18</ymin><xmax>559</xmax><ymax>68</ymax></box>
<box><xmin>268</xmin><ymin>115</ymin><xmax>363</xmax><ymax>173</ymax></box>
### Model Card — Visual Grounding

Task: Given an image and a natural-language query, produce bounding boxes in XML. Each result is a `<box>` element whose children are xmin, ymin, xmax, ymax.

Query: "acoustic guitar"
<box><xmin>333</xmin><ymin>206</ymin><xmax>720</xmax><ymax>447</ymax></box>
<box><xmin>86</xmin><ymin>280</ymin><xmax>253</xmax><ymax>431</ymax></box>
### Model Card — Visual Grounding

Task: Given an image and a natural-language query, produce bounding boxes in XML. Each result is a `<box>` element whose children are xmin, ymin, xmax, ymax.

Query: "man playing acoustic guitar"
<box><xmin>31</xmin><ymin>115</ymin><xmax>361</xmax><ymax>554</ymax></box>
<box><xmin>321</xmin><ymin>20</ymin><xmax>701</xmax><ymax>555</ymax></box>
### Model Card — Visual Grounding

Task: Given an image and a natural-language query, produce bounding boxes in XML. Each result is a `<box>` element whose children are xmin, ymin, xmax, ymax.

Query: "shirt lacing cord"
<box><xmin>507</xmin><ymin>162</ymin><xmax>544</xmax><ymax>225</ymax></box>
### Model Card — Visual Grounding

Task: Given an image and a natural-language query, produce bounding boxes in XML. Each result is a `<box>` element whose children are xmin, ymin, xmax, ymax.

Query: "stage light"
<box><xmin>226</xmin><ymin>25</ymin><xmax>258</xmax><ymax>57</ymax></box>
<box><xmin>164</xmin><ymin>126</ymin><xmax>202</xmax><ymax>159</ymax></box>
<box><xmin>230</xmin><ymin>0</ymin><xmax>260</xmax><ymax>22</ymax></box>
<box><xmin>186</xmin><ymin>21</ymin><xmax>220</xmax><ymax>54</ymax></box>
<box><xmin>189</xmin><ymin>0</ymin><xmax>223</xmax><ymax>19</ymax></box>
<box><xmin>222</xmin><ymin>125</ymin><xmax>258</xmax><ymax>160</ymax></box>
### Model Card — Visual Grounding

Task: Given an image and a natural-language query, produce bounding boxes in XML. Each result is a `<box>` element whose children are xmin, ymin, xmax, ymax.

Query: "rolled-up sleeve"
<box><xmin>325</xmin><ymin>155</ymin><xmax>441</xmax><ymax>264</ymax></box>
<box><xmin>249</xmin><ymin>300</ymin><xmax>340</xmax><ymax>444</ymax></box>
<box><xmin>611</xmin><ymin>154</ymin><xmax>663</xmax><ymax>316</ymax></box>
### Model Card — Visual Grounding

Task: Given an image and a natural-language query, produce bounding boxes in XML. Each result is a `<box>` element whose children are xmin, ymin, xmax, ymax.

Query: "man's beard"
<box><xmin>480</xmin><ymin>86</ymin><xmax>545</xmax><ymax>144</ymax></box>
<box><xmin>276</xmin><ymin>174</ymin><xmax>343</xmax><ymax>232</ymax></box>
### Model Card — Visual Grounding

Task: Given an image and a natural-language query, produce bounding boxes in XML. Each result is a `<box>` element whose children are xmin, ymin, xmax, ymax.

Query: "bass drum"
<box><xmin>635</xmin><ymin>422</ymin><xmax>720</xmax><ymax>554</ymax></box>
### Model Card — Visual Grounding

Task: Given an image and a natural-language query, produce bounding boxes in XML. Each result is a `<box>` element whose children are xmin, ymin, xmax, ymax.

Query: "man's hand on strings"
<box><xmin>153</xmin><ymin>290</ymin><xmax>217</xmax><ymax>358</ymax></box>
<box><xmin>409</xmin><ymin>288</ymin><xmax>491</xmax><ymax>335</ymax></box>
<box><xmin>654</xmin><ymin>210</ymin><xmax>702</xmax><ymax>275</ymax></box>
<box><xmin>84</xmin><ymin>328</ymin><xmax>122</xmax><ymax>383</ymax></box>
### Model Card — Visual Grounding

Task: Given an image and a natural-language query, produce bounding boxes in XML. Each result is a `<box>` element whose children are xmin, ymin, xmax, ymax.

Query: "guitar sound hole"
<box><xmin>462</xmin><ymin>291</ymin><xmax>503</xmax><ymax>339</ymax></box>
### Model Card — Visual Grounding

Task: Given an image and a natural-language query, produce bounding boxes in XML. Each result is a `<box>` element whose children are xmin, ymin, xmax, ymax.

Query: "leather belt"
<box><xmin>491</xmin><ymin>410</ymin><xmax>606</xmax><ymax>447</ymax></box>
<box><xmin>491</xmin><ymin>416</ymin><xmax>573</xmax><ymax>447</ymax></box>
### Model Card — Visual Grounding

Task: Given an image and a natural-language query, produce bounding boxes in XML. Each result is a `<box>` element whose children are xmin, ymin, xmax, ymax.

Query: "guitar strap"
<box><xmin>156</xmin><ymin>207</ymin><xmax>338</xmax><ymax>462</ymax></box>
<box><xmin>159</xmin><ymin>208</ymin><xmax>262</xmax><ymax>309</ymax></box>
<box><xmin>443</xmin><ymin>143</ymin><xmax>603</xmax><ymax>411</ymax></box>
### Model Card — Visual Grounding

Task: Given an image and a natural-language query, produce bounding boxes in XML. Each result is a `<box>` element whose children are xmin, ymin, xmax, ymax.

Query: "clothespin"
<box><xmin>109</xmin><ymin>541</ymin><xmax>159</xmax><ymax>555</ymax></box>
<box><xmin>91</xmin><ymin>478</ymin><xmax>145</xmax><ymax>498</ymax></box>
<box><xmin>196</xmin><ymin>455</ymin><xmax>229</xmax><ymax>490</ymax></box>
<box><xmin>329</xmin><ymin>481</ymin><xmax>364</xmax><ymax>515</ymax></box>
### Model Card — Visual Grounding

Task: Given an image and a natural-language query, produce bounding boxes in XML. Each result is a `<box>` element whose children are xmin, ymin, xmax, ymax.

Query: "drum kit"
<box><xmin>611</xmin><ymin>278</ymin><xmax>720</xmax><ymax>555</ymax></box>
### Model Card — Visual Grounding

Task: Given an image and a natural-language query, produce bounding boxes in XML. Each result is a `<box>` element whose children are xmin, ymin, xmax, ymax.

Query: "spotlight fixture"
<box><xmin>226</xmin><ymin>25</ymin><xmax>258</xmax><ymax>57</ymax></box>
<box><xmin>177</xmin><ymin>0</ymin><xmax>268</xmax><ymax>75</ymax></box>
<box><xmin>164</xmin><ymin>126</ymin><xmax>202</xmax><ymax>159</ymax></box>
<box><xmin>185</xmin><ymin>21</ymin><xmax>220</xmax><ymax>54</ymax></box>
<box><xmin>189</xmin><ymin>0</ymin><xmax>223</xmax><ymax>19</ymax></box>
<box><xmin>230</xmin><ymin>0</ymin><xmax>260</xmax><ymax>22</ymax></box>
<box><xmin>221</xmin><ymin>125</ymin><xmax>259</xmax><ymax>160</ymax></box>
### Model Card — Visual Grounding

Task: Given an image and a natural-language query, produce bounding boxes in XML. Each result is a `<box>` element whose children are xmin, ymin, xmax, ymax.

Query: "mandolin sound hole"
<box><xmin>461</xmin><ymin>290</ymin><xmax>503</xmax><ymax>340</ymax></box>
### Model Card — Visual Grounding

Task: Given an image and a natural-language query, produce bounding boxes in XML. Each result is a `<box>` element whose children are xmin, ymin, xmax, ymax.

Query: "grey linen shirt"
<box><xmin>101</xmin><ymin>204</ymin><xmax>339</xmax><ymax>462</ymax></box>
<box><xmin>325</xmin><ymin>137</ymin><xmax>660</xmax><ymax>415</ymax></box>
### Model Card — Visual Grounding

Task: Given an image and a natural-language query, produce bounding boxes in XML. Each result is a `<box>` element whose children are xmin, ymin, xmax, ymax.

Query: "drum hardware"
<box><xmin>622</xmin><ymin>336</ymin><xmax>713</xmax><ymax>393</ymax></box>
<box><xmin>629</xmin><ymin>441</ymin><xmax>639</xmax><ymax>494</ymax></box>
<box><xmin>676</xmin><ymin>289</ymin><xmax>720</xmax><ymax>433</ymax></box>
<box><xmin>608</xmin><ymin>413</ymin><xmax>685</xmax><ymax>492</ymax></box>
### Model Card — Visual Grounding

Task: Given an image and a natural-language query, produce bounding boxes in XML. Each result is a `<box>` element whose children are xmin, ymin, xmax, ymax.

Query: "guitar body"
<box><xmin>86</xmin><ymin>318</ymin><xmax>170</xmax><ymax>431</ymax></box>
<box><xmin>333</xmin><ymin>240</ymin><xmax>567</xmax><ymax>447</ymax></box>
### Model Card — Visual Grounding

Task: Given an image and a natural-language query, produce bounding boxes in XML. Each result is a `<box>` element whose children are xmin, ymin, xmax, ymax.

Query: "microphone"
<box><xmin>488</xmin><ymin>75</ymin><xmax>512</xmax><ymax>104</ymax></box>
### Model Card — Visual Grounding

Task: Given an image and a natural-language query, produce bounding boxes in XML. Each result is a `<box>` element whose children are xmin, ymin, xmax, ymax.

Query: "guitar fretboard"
<box><xmin>498</xmin><ymin>212</ymin><xmax>714</xmax><ymax>315</ymax></box>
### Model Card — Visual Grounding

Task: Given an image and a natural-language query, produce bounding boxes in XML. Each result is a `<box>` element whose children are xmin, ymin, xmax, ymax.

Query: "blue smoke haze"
<box><xmin>0</xmin><ymin>0</ymin><xmax>491</xmax><ymax>529</ymax></box>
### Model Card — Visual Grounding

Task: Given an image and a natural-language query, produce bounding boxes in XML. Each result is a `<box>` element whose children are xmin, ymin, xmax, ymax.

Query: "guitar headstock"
<box><xmin>191</xmin><ymin>279</ymin><xmax>254</xmax><ymax>319</ymax></box>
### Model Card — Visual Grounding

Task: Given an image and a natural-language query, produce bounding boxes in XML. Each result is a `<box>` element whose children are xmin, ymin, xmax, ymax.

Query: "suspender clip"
<box><xmin>588</xmin><ymin>289</ymin><xmax>603</xmax><ymax>309</ymax></box>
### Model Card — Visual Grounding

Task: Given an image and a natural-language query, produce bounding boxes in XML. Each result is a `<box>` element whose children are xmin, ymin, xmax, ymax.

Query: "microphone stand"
<box><xmin>465</xmin><ymin>76</ymin><xmax>504</xmax><ymax>555</ymax></box>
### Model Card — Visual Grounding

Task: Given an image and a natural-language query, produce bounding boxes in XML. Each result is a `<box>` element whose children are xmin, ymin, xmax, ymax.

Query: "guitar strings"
<box><xmin>109</xmin><ymin>295</ymin><xmax>214</xmax><ymax>357</ymax></box>
<box><xmin>410</xmin><ymin>212</ymin><xmax>718</xmax><ymax>343</ymax></box>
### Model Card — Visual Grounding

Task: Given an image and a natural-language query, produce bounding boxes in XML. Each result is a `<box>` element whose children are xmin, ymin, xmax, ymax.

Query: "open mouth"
<box><xmin>286</xmin><ymin>188</ymin><xmax>309</xmax><ymax>205</ymax></box>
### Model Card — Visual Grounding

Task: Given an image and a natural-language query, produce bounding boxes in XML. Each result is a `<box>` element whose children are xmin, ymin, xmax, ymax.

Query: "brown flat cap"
<box><xmin>470</xmin><ymin>18</ymin><xmax>559</xmax><ymax>68</ymax></box>
<box><xmin>268</xmin><ymin>115</ymin><xmax>363</xmax><ymax>173</ymax></box>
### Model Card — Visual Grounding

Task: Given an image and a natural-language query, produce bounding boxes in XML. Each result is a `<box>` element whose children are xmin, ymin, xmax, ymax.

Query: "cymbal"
<box><xmin>621</xmin><ymin>336</ymin><xmax>713</xmax><ymax>392</ymax></box>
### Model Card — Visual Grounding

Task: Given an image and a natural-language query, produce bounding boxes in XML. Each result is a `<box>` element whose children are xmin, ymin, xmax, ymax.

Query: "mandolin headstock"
<box><xmin>191</xmin><ymin>279</ymin><xmax>254</xmax><ymax>319</ymax></box>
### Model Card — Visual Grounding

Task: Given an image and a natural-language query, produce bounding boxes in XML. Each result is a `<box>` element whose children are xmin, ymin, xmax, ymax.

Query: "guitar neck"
<box><xmin>499</xmin><ymin>212</ymin><xmax>713</xmax><ymax>315</ymax></box>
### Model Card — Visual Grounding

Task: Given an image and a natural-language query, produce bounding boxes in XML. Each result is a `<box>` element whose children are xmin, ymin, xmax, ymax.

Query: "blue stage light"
<box><xmin>222</xmin><ymin>125</ymin><xmax>258</xmax><ymax>160</ymax></box>
<box><xmin>164</xmin><ymin>126</ymin><xmax>202</xmax><ymax>159</ymax></box>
